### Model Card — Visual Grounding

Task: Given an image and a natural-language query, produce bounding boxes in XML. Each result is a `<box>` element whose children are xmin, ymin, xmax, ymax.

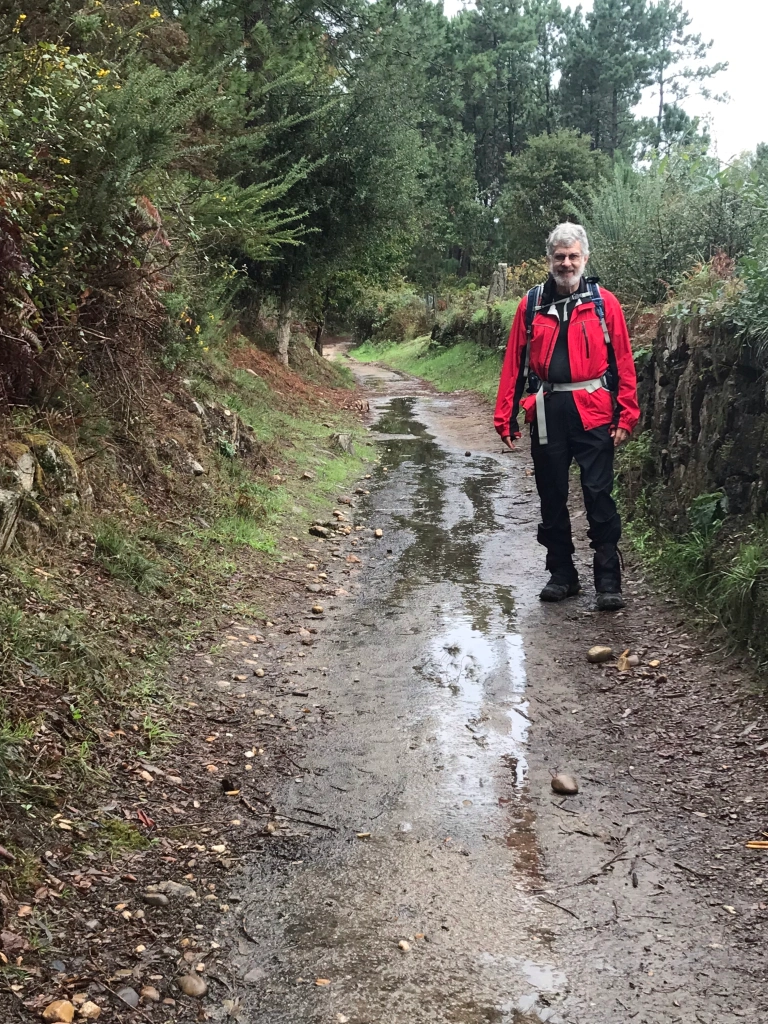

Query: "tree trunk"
<box><xmin>314</xmin><ymin>320</ymin><xmax>324</xmax><ymax>357</ymax></box>
<box><xmin>610</xmin><ymin>87</ymin><xmax>619</xmax><ymax>157</ymax></box>
<box><xmin>276</xmin><ymin>287</ymin><xmax>291</xmax><ymax>367</ymax></box>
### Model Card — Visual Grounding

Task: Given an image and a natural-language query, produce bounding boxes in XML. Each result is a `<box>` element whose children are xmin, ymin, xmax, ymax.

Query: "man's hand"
<box><xmin>501</xmin><ymin>435</ymin><xmax>517</xmax><ymax>451</ymax></box>
<box><xmin>610</xmin><ymin>427</ymin><xmax>630</xmax><ymax>447</ymax></box>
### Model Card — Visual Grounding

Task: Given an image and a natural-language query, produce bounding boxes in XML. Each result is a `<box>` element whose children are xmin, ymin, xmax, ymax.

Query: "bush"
<box><xmin>583</xmin><ymin>155</ymin><xmax>755</xmax><ymax>305</ymax></box>
<box><xmin>350</xmin><ymin>289</ymin><xmax>429</xmax><ymax>344</ymax></box>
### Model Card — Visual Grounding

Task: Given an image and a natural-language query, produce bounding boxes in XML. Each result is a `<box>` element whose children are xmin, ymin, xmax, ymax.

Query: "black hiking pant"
<box><xmin>530</xmin><ymin>392</ymin><xmax>622</xmax><ymax>591</ymax></box>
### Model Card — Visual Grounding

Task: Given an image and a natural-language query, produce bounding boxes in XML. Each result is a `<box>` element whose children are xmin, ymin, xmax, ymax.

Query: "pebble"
<box><xmin>311</xmin><ymin>604</ymin><xmax>324</xmax><ymax>614</ymax></box>
<box><xmin>42</xmin><ymin>1001</ymin><xmax>75</xmax><ymax>1023</ymax></box>
<box><xmin>398</xmin><ymin>940</ymin><xmax>411</xmax><ymax>952</ymax></box>
<box><xmin>116</xmin><ymin>988</ymin><xmax>139</xmax><ymax>1009</ymax></box>
<box><xmin>374</xmin><ymin>528</ymin><xmax>383</xmax><ymax>538</ymax></box>
<box><xmin>551</xmin><ymin>773</ymin><xmax>579</xmax><ymax>795</ymax></box>
<box><xmin>627</xmin><ymin>654</ymin><xmax>641</xmax><ymax>667</ymax></box>
<box><xmin>79</xmin><ymin>1003</ymin><xmax>102</xmax><ymax>1020</ymax></box>
<box><xmin>84</xmin><ymin>919</ymin><xmax>100</xmax><ymax>931</ymax></box>
<box><xmin>144</xmin><ymin>892</ymin><xmax>169</xmax><ymax>907</ymax></box>
<box><xmin>177</xmin><ymin>974</ymin><xmax>208</xmax><ymax>998</ymax></box>
<box><xmin>255</xmin><ymin>668</ymin><xmax>265</xmax><ymax>677</ymax></box>
<box><xmin>140</xmin><ymin>986</ymin><xmax>161</xmax><ymax>1003</ymax></box>
<box><xmin>465</xmin><ymin>451</ymin><xmax>471</xmax><ymax>456</ymax></box>
<box><xmin>587</xmin><ymin>645</ymin><xmax>612</xmax><ymax>663</ymax></box>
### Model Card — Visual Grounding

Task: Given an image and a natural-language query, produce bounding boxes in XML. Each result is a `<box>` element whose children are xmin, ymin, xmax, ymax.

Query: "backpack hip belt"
<box><xmin>534</xmin><ymin>376</ymin><xmax>609</xmax><ymax>445</ymax></box>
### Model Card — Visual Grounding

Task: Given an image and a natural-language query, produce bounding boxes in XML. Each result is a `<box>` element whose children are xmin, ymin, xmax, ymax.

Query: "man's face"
<box><xmin>549</xmin><ymin>242</ymin><xmax>588</xmax><ymax>292</ymax></box>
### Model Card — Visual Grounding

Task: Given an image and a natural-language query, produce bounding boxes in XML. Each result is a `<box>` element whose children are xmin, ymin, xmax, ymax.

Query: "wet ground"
<box><xmin>231</xmin><ymin>362</ymin><xmax>767</xmax><ymax>1024</ymax></box>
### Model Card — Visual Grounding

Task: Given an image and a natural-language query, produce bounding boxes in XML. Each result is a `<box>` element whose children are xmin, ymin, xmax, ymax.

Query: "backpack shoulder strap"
<box><xmin>523</xmin><ymin>283</ymin><xmax>544</xmax><ymax>377</ymax></box>
<box><xmin>585</xmin><ymin>279</ymin><xmax>611</xmax><ymax>347</ymax></box>
<box><xmin>524</xmin><ymin>284</ymin><xmax>544</xmax><ymax>340</ymax></box>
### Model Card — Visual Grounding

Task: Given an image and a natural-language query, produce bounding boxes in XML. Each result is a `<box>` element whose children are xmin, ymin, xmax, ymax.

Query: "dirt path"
<box><xmin>226</xmin><ymin>362</ymin><xmax>767</xmax><ymax>1024</ymax></box>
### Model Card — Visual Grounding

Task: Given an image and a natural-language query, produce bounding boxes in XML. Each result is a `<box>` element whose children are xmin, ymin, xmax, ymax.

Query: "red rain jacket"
<box><xmin>494</xmin><ymin>284</ymin><xmax>640</xmax><ymax>438</ymax></box>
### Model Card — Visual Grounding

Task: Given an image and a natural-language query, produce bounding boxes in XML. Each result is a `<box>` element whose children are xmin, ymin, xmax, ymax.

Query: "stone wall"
<box><xmin>635</xmin><ymin>316</ymin><xmax>768</xmax><ymax>524</ymax></box>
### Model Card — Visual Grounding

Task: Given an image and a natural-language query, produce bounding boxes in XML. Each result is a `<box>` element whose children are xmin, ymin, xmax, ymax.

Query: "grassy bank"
<box><xmin>352</xmin><ymin>337</ymin><xmax>504</xmax><ymax>404</ymax></box>
<box><xmin>0</xmin><ymin>337</ymin><xmax>371</xmax><ymax>885</ymax></box>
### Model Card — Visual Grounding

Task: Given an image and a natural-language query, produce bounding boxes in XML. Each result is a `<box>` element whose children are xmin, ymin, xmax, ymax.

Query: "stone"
<box><xmin>187</xmin><ymin>399</ymin><xmax>206</xmax><ymax>417</ymax></box>
<box><xmin>24</xmin><ymin>433</ymin><xmax>78</xmax><ymax>494</ymax></box>
<box><xmin>551</xmin><ymin>774</ymin><xmax>579</xmax><ymax>796</ymax></box>
<box><xmin>155</xmin><ymin>880</ymin><xmax>196</xmax><ymax>899</ymax></box>
<box><xmin>140</xmin><ymin>986</ymin><xmax>161</xmax><ymax>1003</ymax></box>
<box><xmin>311</xmin><ymin>604</ymin><xmax>324</xmax><ymax>614</ymax></box>
<box><xmin>626</xmin><ymin>654</ymin><xmax>641</xmax><ymax>667</ymax></box>
<box><xmin>176</xmin><ymin>974</ymin><xmax>208</xmax><ymax>998</ymax></box>
<box><xmin>374</xmin><ymin>528</ymin><xmax>383</xmax><ymax>538</ymax></box>
<box><xmin>398</xmin><ymin>940</ymin><xmax>411</xmax><ymax>952</ymax></box>
<box><xmin>309</xmin><ymin>524</ymin><xmax>330</xmax><ymax>538</ymax></box>
<box><xmin>306</xmin><ymin>583</ymin><xmax>321</xmax><ymax>593</ymax></box>
<box><xmin>190</xmin><ymin>460</ymin><xmax>206</xmax><ymax>476</ymax></box>
<box><xmin>84</xmin><ymin>919</ymin><xmax>100</xmax><ymax>931</ymax></box>
<box><xmin>243</xmin><ymin>967</ymin><xmax>266</xmax><ymax>984</ymax></box>
<box><xmin>115</xmin><ymin>988</ymin><xmax>139</xmax><ymax>1009</ymax></box>
<box><xmin>79</xmin><ymin>1002</ymin><xmax>102</xmax><ymax>1020</ymax></box>
<box><xmin>42</xmin><ymin>1001</ymin><xmax>76</xmax><ymax>1022</ymax></box>
<box><xmin>50</xmin><ymin>960</ymin><xmax>67</xmax><ymax>973</ymax></box>
<box><xmin>143</xmin><ymin>893</ymin><xmax>169</xmax><ymax>907</ymax></box>
<box><xmin>331</xmin><ymin>432</ymin><xmax>354</xmax><ymax>454</ymax></box>
<box><xmin>587</xmin><ymin>645</ymin><xmax>612</xmax><ymax>664</ymax></box>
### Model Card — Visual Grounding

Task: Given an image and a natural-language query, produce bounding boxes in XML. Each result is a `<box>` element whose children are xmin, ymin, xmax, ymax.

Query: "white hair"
<box><xmin>546</xmin><ymin>222</ymin><xmax>590</xmax><ymax>258</ymax></box>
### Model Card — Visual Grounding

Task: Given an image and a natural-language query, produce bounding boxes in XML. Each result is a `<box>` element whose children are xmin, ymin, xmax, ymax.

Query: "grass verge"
<box><xmin>352</xmin><ymin>337</ymin><xmax>504</xmax><ymax>403</ymax></box>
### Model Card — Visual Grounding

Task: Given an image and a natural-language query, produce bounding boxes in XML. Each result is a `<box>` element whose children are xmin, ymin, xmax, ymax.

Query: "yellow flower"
<box><xmin>194</xmin><ymin>325</ymin><xmax>201</xmax><ymax>334</ymax></box>
<box><xmin>149</xmin><ymin>7</ymin><xmax>161</xmax><ymax>17</ymax></box>
<box><xmin>58</xmin><ymin>158</ymin><xmax>71</xmax><ymax>165</ymax></box>
<box><xmin>96</xmin><ymin>68</ymin><xmax>110</xmax><ymax>78</ymax></box>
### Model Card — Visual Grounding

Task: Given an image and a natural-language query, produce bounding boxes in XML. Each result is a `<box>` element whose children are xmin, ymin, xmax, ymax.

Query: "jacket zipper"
<box><xmin>581</xmin><ymin>321</ymin><xmax>590</xmax><ymax>359</ymax></box>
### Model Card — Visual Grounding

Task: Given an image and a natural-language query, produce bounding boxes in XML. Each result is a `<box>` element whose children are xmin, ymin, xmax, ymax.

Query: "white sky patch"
<box><xmin>440</xmin><ymin>0</ymin><xmax>765</xmax><ymax>161</ymax></box>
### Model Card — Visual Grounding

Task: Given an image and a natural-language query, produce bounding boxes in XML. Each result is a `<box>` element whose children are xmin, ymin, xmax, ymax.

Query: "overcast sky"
<box><xmin>442</xmin><ymin>0</ymin><xmax>763</xmax><ymax>162</ymax></box>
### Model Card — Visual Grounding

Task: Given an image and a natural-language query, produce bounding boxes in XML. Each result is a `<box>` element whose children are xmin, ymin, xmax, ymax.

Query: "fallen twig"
<box><xmin>275</xmin><ymin>812</ymin><xmax>338</xmax><ymax>831</ymax></box>
<box><xmin>536</xmin><ymin>894</ymin><xmax>580</xmax><ymax>920</ymax></box>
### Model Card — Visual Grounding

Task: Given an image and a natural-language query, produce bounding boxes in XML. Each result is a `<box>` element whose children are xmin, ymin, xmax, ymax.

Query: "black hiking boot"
<box><xmin>594</xmin><ymin>543</ymin><xmax>624</xmax><ymax>611</ymax></box>
<box><xmin>539</xmin><ymin>572</ymin><xmax>580</xmax><ymax>603</ymax></box>
<box><xmin>596</xmin><ymin>591</ymin><xmax>625</xmax><ymax>611</ymax></box>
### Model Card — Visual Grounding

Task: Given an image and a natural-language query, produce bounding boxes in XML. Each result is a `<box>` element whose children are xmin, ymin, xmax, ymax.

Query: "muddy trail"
<box><xmin>225</xmin><ymin>361</ymin><xmax>767</xmax><ymax>1024</ymax></box>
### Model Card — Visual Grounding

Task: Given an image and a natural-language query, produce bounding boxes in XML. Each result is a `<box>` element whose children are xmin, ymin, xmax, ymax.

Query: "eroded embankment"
<box><xmin>0</xmin><ymin>340</ymin><xmax>372</xmax><ymax>1014</ymax></box>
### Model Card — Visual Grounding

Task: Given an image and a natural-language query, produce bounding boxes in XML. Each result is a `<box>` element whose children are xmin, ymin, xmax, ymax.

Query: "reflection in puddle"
<box><xmin>427</xmin><ymin>610</ymin><xmax>529</xmax><ymax>790</ymax></box>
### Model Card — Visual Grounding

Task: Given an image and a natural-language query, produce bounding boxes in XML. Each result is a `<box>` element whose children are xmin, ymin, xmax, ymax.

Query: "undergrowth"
<box><xmin>617</xmin><ymin>435</ymin><xmax>768</xmax><ymax>668</ymax></box>
<box><xmin>0</xmin><ymin>341</ymin><xmax>371</xmax><ymax>857</ymax></box>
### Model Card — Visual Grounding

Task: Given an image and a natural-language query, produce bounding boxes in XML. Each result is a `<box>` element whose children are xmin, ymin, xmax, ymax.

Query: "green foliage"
<box><xmin>353</xmin><ymin>337</ymin><xmax>503</xmax><ymax>404</ymax></box>
<box><xmin>583</xmin><ymin>155</ymin><xmax>755</xmax><ymax>304</ymax></box>
<box><xmin>500</xmin><ymin>131</ymin><xmax>609</xmax><ymax>262</ymax></box>
<box><xmin>94</xmin><ymin>520</ymin><xmax>167</xmax><ymax>593</ymax></box>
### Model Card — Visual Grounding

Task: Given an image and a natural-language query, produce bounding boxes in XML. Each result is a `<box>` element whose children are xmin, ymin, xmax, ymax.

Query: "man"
<box><xmin>494</xmin><ymin>223</ymin><xmax>640</xmax><ymax>611</ymax></box>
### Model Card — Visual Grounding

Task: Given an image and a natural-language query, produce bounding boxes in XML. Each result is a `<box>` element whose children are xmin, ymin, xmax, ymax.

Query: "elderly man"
<box><xmin>494</xmin><ymin>223</ymin><xmax>640</xmax><ymax>610</ymax></box>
